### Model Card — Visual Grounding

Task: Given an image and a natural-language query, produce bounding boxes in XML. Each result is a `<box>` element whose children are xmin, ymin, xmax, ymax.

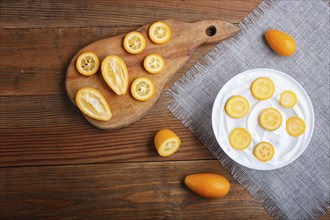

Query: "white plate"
<box><xmin>212</xmin><ymin>68</ymin><xmax>314</xmax><ymax>170</ymax></box>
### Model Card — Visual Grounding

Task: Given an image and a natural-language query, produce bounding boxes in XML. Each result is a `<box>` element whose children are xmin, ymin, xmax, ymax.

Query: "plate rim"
<box><xmin>211</xmin><ymin>68</ymin><xmax>315</xmax><ymax>170</ymax></box>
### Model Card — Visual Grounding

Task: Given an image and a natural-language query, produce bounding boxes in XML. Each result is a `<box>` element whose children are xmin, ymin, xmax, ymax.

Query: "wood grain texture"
<box><xmin>0</xmin><ymin>31</ymin><xmax>221</xmax><ymax>167</ymax></box>
<box><xmin>0</xmin><ymin>160</ymin><xmax>272</xmax><ymax>220</ymax></box>
<box><xmin>0</xmin><ymin>94</ymin><xmax>214</xmax><ymax>167</ymax></box>
<box><xmin>0</xmin><ymin>44</ymin><xmax>219</xmax><ymax>166</ymax></box>
<box><xmin>66</xmin><ymin>19</ymin><xmax>239</xmax><ymax>129</ymax></box>
<box><xmin>0</xmin><ymin>0</ymin><xmax>261</xmax><ymax>28</ymax></box>
<box><xmin>0</xmin><ymin>27</ymin><xmax>219</xmax><ymax>96</ymax></box>
<box><xmin>2</xmin><ymin>0</ymin><xmax>329</xmax><ymax>219</ymax></box>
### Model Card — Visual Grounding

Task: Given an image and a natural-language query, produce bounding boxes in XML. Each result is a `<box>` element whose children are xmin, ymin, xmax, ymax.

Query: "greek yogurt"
<box><xmin>212</xmin><ymin>68</ymin><xmax>314</xmax><ymax>170</ymax></box>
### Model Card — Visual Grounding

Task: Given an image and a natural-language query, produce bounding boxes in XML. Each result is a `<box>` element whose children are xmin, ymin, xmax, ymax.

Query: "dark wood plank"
<box><xmin>0</xmin><ymin>93</ymin><xmax>215</xmax><ymax>167</ymax></box>
<box><xmin>0</xmin><ymin>0</ymin><xmax>261</xmax><ymax>28</ymax></box>
<box><xmin>0</xmin><ymin>27</ymin><xmax>221</xmax><ymax>96</ymax></box>
<box><xmin>3</xmin><ymin>1</ymin><xmax>328</xmax><ymax>219</ymax></box>
<box><xmin>322</xmin><ymin>213</ymin><xmax>330</xmax><ymax>220</ymax></box>
<box><xmin>0</xmin><ymin>0</ymin><xmax>259</xmax><ymax>166</ymax></box>
<box><xmin>0</xmin><ymin>29</ymin><xmax>221</xmax><ymax>167</ymax></box>
<box><xmin>0</xmin><ymin>160</ymin><xmax>273</xmax><ymax>220</ymax></box>
<box><xmin>0</xmin><ymin>27</ymin><xmax>132</xmax><ymax>96</ymax></box>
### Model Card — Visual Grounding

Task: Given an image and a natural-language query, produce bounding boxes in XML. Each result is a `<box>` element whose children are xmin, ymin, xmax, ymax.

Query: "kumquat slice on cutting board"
<box><xmin>143</xmin><ymin>54</ymin><xmax>165</xmax><ymax>74</ymax></box>
<box><xmin>76</xmin><ymin>52</ymin><xmax>99</xmax><ymax>76</ymax></box>
<box><xmin>123</xmin><ymin>31</ymin><xmax>146</xmax><ymax>54</ymax></box>
<box><xmin>131</xmin><ymin>77</ymin><xmax>155</xmax><ymax>101</ymax></box>
<box><xmin>148</xmin><ymin>21</ymin><xmax>171</xmax><ymax>44</ymax></box>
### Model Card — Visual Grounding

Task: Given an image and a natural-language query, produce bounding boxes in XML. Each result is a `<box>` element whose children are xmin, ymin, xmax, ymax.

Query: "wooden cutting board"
<box><xmin>66</xmin><ymin>19</ymin><xmax>240</xmax><ymax>130</ymax></box>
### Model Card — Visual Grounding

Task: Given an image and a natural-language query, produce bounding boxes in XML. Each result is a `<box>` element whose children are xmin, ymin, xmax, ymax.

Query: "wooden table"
<box><xmin>1</xmin><ymin>1</ymin><xmax>329</xmax><ymax>219</ymax></box>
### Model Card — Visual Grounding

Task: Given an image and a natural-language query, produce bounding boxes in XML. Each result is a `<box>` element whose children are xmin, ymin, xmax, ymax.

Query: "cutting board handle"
<box><xmin>192</xmin><ymin>20</ymin><xmax>240</xmax><ymax>45</ymax></box>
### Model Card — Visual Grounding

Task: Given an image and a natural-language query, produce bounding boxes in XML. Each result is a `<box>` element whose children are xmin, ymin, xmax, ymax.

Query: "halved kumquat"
<box><xmin>154</xmin><ymin>129</ymin><xmax>181</xmax><ymax>156</ymax></box>
<box><xmin>101</xmin><ymin>55</ymin><xmax>129</xmax><ymax>95</ymax></box>
<box><xmin>75</xmin><ymin>87</ymin><xmax>112</xmax><ymax>121</ymax></box>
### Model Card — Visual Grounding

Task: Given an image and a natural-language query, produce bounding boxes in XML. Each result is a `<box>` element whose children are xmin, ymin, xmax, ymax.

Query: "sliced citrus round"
<box><xmin>253</xmin><ymin>142</ymin><xmax>275</xmax><ymax>162</ymax></box>
<box><xmin>154</xmin><ymin>129</ymin><xmax>181</xmax><ymax>156</ymax></box>
<box><xmin>75</xmin><ymin>87</ymin><xmax>112</xmax><ymax>121</ymax></box>
<box><xmin>229</xmin><ymin>128</ymin><xmax>252</xmax><ymax>150</ymax></box>
<box><xmin>76</xmin><ymin>52</ymin><xmax>99</xmax><ymax>76</ymax></box>
<box><xmin>286</xmin><ymin>116</ymin><xmax>306</xmax><ymax>137</ymax></box>
<box><xmin>280</xmin><ymin>90</ymin><xmax>298</xmax><ymax>108</ymax></box>
<box><xmin>250</xmin><ymin>77</ymin><xmax>275</xmax><ymax>100</ymax></box>
<box><xmin>123</xmin><ymin>31</ymin><xmax>146</xmax><ymax>54</ymax></box>
<box><xmin>225</xmin><ymin>95</ymin><xmax>250</xmax><ymax>118</ymax></box>
<box><xmin>131</xmin><ymin>77</ymin><xmax>155</xmax><ymax>101</ymax></box>
<box><xmin>101</xmin><ymin>55</ymin><xmax>128</xmax><ymax>95</ymax></box>
<box><xmin>143</xmin><ymin>54</ymin><xmax>165</xmax><ymax>74</ymax></box>
<box><xmin>259</xmin><ymin>108</ymin><xmax>282</xmax><ymax>131</ymax></box>
<box><xmin>148</xmin><ymin>21</ymin><xmax>171</xmax><ymax>44</ymax></box>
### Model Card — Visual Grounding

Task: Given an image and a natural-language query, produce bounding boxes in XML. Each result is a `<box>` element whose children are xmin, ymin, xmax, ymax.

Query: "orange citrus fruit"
<box><xmin>148</xmin><ymin>21</ymin><xmax>171</xmax><ymax>44</ymax></box>
<box><xmin>253</xmin><ymin>142</ymin><xmax>275</xmax><ymax>162</ymax></box>
<box><xmin>229</xmin><ymin>127</ymin><xmax>252</xmax><ymax>150</ymax></box>
<box><xmin>250</xmin><ymin>77</ymin><xmax>275</xmax><ymax>100</ymax></box>
<box><xmin>286</xmin><ymin>116</ymin><xmax>306</xmax><ymax>137</ymax></box>
<box><xmin>184</xmin><ymin>173</ymin><xmax>230</xmax><ymax>198</ymax></box>
<box><xmin>123</xmin><ymin>31</ymin><xmax>146</xmax><ymax>54</ymax></box>
<box><xmin>131</xmin><ymin>77</ymin><xmax>155</xmax><ymax>101</ymax></box>
<box><xmin>280</xmin><ymin>90</ymin><xmax>298</xmax><ymax>108</ymax></box>
<box><xmin>101</xmin><ymin>55</ymin><xmax>128</xmax><ymax>95</ymax></box>
<box><xmin>259</xmin><ymin>108</ymin><xmax>282</xmax><ymax>131</ymax></box>
<box><xmin>76</xmin><ymin>52</ymin><xmax>99</xmax><ymax>76</ymax></box>
<box><xmin>225</xmin><ymin>95</ymin><xmax>250</xmax><ymax>118</ymax></box>
<box><xmin>75</xmin><ymin>87</ymin><xmax>112</xmax><ymax>121</ymax></box>
<box><xmin>143</xmin><ymin>54</ymin><xmax>165</xmax><ymax>74</ymax></box>
<box><xmin>265</xmin><ymin>30</ymin><xmax>296</xmax><ymax>57</ymax></box>
<box><xmin>154</xmin><ymin>129</ymin><xmax>181</xmax><ymax>156</ymax></box>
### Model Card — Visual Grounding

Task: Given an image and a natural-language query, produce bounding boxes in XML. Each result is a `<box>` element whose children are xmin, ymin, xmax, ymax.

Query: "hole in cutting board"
<box><xmin>206</xmin><ymin>26</ymin><xmax>217</xmax><ymax>36</ymax></box>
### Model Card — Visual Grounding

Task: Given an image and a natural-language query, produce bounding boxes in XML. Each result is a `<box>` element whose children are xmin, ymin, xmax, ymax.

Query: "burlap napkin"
<box><xmin>166</xmin><ymin>0</ymin><xmax>330</xmax><ymax>219</ymax></box>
